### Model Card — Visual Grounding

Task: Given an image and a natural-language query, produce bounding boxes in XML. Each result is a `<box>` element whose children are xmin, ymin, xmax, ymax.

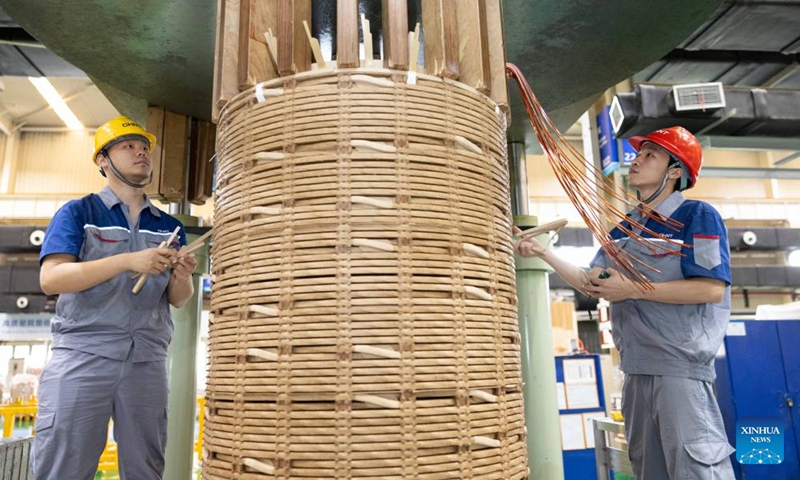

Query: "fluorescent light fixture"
<box><xmin>28</xmin><ymin>76</ymin><xmax>83</xmax><ymax>130</ymax></box>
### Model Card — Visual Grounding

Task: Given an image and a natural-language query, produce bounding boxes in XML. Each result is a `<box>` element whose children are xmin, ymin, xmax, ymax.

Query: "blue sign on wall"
<box><xmin>596</xmin><ymin>106</ymin><xmax>619</xmax><ymax>175</ymax></box>
<box><xmin>620</xmin><ymin>138</ymin><xmax>637</xmax><ymax>166</ymax></box>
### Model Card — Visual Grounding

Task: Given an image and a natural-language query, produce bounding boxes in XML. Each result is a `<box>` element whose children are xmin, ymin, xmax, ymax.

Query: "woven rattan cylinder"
<box><xmin>206</xmin><ymin>68</ymin><xmax>526</xmax><ymax>479</ymax></box>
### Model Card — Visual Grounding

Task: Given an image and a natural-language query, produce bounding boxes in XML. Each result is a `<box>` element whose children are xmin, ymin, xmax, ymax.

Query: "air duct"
<box><xmin>612</xmin><ymin>84</ymin><xmax>800</xmax><ymax>138</ymax></box>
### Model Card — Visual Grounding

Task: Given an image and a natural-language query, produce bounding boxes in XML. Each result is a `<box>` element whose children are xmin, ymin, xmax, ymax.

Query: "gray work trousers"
<box><xmin>31</xmin><ymin>348</ymin><xmax>169</xmax><ymax>480</ymax></box>
<box><xmin>623</xmin><ymin>374</ymin><xmax>735</xmax><ymax>480</ymax></box>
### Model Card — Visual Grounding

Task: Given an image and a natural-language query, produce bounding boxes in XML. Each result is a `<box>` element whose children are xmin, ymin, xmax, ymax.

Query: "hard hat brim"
<box><xmin>92</xmin><ymin>131</ymin><xmax>157</xmax><ymax>164</ymax></box>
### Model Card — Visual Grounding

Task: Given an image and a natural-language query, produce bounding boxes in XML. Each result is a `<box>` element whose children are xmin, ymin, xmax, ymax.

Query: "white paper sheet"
<box><xmin>582</xmin><ymin>412</ymin><xmax>606</xmax><ymax>449</ymax></box>
<box><xmin>563</xmin><ymin>358</ymin><xmax>596</xmax><ymax>384</ymax></box>
<box><xmin>560</xmin><ymin>414</ymin><xmax>586</xmax><ymax>450</ymax></box>
<box><xmin>566</xmin><ymin>383</ymin><xmax>600</xmax><ymax>410</ymax></box>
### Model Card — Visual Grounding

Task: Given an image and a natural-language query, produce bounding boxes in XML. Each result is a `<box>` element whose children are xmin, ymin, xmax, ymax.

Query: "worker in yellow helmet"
<box><xmin>33</xmin><ymin>116</ymin><xmax>197</xmax><ymax>479</ymax></box>
<box><xmin>92</xmin><ymin>115</ymin><xmax>158</xmax><ymax>187</ymax></box>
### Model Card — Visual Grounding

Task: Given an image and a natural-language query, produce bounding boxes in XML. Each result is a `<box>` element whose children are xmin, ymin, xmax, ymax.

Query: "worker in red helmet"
<box><xmin>517</xmin><ymin>126</ymin><xmax>735</xmax><ymax>479</ymax></box>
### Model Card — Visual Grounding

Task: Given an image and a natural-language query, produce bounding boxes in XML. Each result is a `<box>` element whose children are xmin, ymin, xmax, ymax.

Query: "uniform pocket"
<box><xmin>32</xmin><ymin>410</ymin><xmax>57</xmax><ymax>476</ymax></box>
<box><xmin>627</xmin><ymin>238</ymin><xmax>684</xmax><ymax>282</ymax></box>
<box><xmin>34</xmin><ymin>411</ymin><xmax>55</xmax><ymax>434</ymax></box>
<box><xmin>143</xmin><ymin>231</ymin><xmax>178</xmax><ymax>249</ymax></box>
<box><xmin>693</xmin><ymin>235</ymin><xmax>722</xmax><ymax>271</ymax></box>
<box><xmin>684</xmin><ymin>441</ymin><xmax>734</xmax><ymax>479</ymax></box>
<box><xmin>82</xmin><ymin>227</ymin><xmax>130</xmax><ymax>261</ymax></box>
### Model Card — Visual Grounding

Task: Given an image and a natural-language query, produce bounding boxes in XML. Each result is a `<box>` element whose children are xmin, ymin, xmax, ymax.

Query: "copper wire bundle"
<box><xmin>506</xmin><ymin>63</ymin><xmax>686</xmax><ymax>288</ymax></box>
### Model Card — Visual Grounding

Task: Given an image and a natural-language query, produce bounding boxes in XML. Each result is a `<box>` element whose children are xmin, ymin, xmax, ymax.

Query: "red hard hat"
<box><xmin>629</xmin><ymin>126</ymin><xmax>703</xmax><ymax>189</ymax></box>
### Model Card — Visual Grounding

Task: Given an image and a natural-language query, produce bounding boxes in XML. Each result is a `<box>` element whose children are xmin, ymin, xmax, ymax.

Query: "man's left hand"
<box><xmin>584</xmin><ymin>268</ymin><xmax>641</xmax><ymax>302</ymax></box>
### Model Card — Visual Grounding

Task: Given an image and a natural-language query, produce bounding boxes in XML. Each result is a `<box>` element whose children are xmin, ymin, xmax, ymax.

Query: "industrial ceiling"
<box><xmin>0</xmin><ymin>0</ymin><xmax>797</xmax><ymax>147</ymax></box>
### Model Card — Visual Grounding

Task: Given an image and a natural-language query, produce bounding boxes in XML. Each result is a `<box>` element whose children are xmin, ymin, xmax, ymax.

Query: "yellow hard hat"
<box><xmin>92</xmin><ymin>116</ymin><xmax>157</xmax><ymax>164</ymax></box>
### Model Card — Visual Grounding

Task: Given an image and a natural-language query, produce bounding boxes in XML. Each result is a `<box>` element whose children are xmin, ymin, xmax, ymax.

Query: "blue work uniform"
<box><xmin>33</xmin><ymin>186</ymin><xmax>186</xmax><ymax>480</ymax></box>
<box><xmin>591</xmin><ymin>191</ymin><xmax>735</xmax><ymax>479</ymax></box>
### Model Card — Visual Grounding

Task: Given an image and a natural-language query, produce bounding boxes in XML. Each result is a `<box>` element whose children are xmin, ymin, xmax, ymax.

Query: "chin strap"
<box><xmin>637</xmin><ymin>159</ymin><xmax>683</xmax><ymax>205</ymax></box>
<box><xmin>100</xmin><ymin>149</ymin><xmax>152</xmax><ymax>188</ymax></box>
<box><xmin>637</xmin><ymin>170</ymin><xmax>671</xmax><ymax>205</ymax></box>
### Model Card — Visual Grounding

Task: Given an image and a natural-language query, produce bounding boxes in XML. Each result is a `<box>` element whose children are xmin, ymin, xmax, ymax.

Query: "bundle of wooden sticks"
<box><xmin>131</xmin><ymin>228</ymin><xmax>212</xmax><ymax>294</ymax></box>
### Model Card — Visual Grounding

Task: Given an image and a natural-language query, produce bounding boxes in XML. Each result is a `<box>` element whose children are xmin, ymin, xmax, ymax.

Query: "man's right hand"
<box><xmin>512</xmin><ymin>226</ymin><xmax>548</xmax><ymax>258</ymax></box>
<box><xmin>127</xmin><ymin>248</ymin><xmax>178</xmax><ymax>275</ymax></box>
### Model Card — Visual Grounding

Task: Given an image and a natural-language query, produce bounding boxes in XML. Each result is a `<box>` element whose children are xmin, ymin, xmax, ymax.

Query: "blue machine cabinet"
<box><xmin>715</xmin><ymin>320</ymin><xmax>800</xmax><ymax>479</ymax></box>
<box><xmin>555</xmin><ymin>354</ymin><xmax>606</xmax><ymax>480</ymax></box>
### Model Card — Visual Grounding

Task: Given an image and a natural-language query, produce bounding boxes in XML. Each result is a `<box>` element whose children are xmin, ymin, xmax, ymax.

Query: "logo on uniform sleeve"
<box><xmin>736</xmin><ymin>417</ymin><xmax>783</xmax><ymax>464</ymax></box>
<box><xmin>693</xmin><ymin>234</ymin><xmax>721</xmax><ymax>270</ymax></box>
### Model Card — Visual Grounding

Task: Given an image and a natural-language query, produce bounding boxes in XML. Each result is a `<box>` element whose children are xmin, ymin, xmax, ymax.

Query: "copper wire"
<box><xmin>506</xmin><ymin>63</ymin><xmax>688</xmax><ymax>289</ymax></box>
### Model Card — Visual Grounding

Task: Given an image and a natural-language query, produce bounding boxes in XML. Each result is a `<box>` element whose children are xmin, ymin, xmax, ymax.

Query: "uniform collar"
<box><xmin>98</xmin><ymin>186</ymin><xmax>161</xmax><ymax>218</ymax></box>
<box><xmin>628</xmin><ymin>191</ymin><xmax>685</xmax><ymax>223</ymax></box>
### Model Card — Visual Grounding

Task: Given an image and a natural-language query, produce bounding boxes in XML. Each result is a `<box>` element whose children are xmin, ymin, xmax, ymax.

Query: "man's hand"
<box><xmin>584</xmin><ymin>268</ymin><xmax>641</xmax><ymax>302</ymax></box>
<box><xmin>513</xmin><ymin>226</ymin><xmax>547</xmax><ymax>258</ymax></box>
<box><xmin>171</xmin><ymin>252</ymin><xmax>197</xmax><ymax>281</ymax></box>
<box><xmin>127</xmin><ymin>248</ymin><xmax>178</xmax><ymax>275</ymax></box>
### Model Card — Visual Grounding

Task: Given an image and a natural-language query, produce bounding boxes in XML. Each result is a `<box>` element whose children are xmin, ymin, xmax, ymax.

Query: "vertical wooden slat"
<box><xmin>213</xmin><ymin>0</ymin><xmax>241</xmax><ymax>122</ymax></box>
<box><xmin>160</xmin><ymin>111</ymin><xmax>189</xmax><ymax>203</ymax></box>
<box><xmin>144</xmin><ymin>106</ymin><xmax>166</xmax><ymax>200</ymax></box>
<box><xmin>201</xmin><ymin>122</ymin><xmax>217</xmax><ymax>204</ymax></box>
<box><xmin>293</xmin><ymin>0</ymin><xmax>312</xmax><ymax>73</ymax></box>
<box><xmin>455</xmin><ymin>0</ymin><xmax>491</xmax><ymax>93</ymax></box>
<box><xmin>238</xmin><ymin>0</ymin><xmax>254</xmax><ymax>85</ymax></box>
<box><xmin>188</xmin><ymin>120</ymin><xmax>217</xmax><ymax>205</ymax></box>
<box><xmin>421</xmin><ymin>0</ymin><xmax>459</xmax><ymax>78</ymax></box>
<box><xmin>212</xmin><ymin>0</ymin><xmax>225</xmax><ymax>122</ymax></box>
<box><xmin>238</xmin><ymin>0</ymin><xmax>277</xmax><ymax>89</ymax></box>
<box><xmin>277</xmin><ymin>0</ymin><xmax>295</xmax><ymax>75</ymax></box>
<box><xmin>485</xmin><ymin>0</ymin><xmax>509</xmax><ymax>110</ymax></box>
<box><xmin>277</xmin><ymin>0</ymin><xmax>313</xmax><ymax>75</ymax></box>
<box><xmin>382</xmin><ymin>0</ymin><xmax>409</xmax><ymax>70</ymax></box>
<box><xmin>337</xmin><ymin>0</ymin><xmax>359</xmax><ymax>68</ymax></box>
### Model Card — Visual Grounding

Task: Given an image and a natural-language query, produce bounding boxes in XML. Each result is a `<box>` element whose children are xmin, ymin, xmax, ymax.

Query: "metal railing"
<box><xmin>593</xmin><ymin>417</ymin><xmax>634</xmax><ymax>480</ymax></box>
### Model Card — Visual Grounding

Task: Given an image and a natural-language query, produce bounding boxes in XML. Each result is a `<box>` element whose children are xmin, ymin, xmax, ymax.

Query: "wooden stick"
<box><xmin>353</xmin><ymin>394</ymin><xmax>400</xmax><ymax>409</ymax></box>
<box><xmin>361</xmin><ymin>13</ymin><xmax>374</xmax><ymax>68</ymax></box>
<box><xmin>132</xmin><ymin>228</ymin><xmax>212</xmax><ymax>280</ymax></box>
<box><xmin>242</xmin><ymin>458</ymin><xmax>275</xmax><ymax>475</ymax></box>
<box><xmin>473</xmin><ymin>435</ymin><xmax>501</xmax><ymax>448</ymax></box>
<box><xmin>303</xmin><ymin>20</ymin><xmax>326</xmax><ymax>69</ymax></box>
<box><xmin>409</xmin><ymin>22</ymin><xmax>421</xmax><ymax>72</ymax></box>
<box><xmin>517</xmin><ymin>218</ymin><xmax>568</xmax><ymax>240</ymax></box>
<box><xmin>353</xmin><ymin>345</ymin><xmax>401</xmax><ymax>360</ymax></box>
<box><xmin>181</xmin><ymin>229</ymin><xmax>214</xmax><ymax>254</ymax></box>
<box><xmin>246</xmin><ymin>348</ymin><xmax>279</xmax><ymax>362</ymax></box>
<box><xmin>132</xmin><ymin>226</ymin><xmax>181</xmax><ymax>294</ymax></box>
<box><xmin>264</xmin><ymin>28</ymin><xmax>279</xmax><ymax>71</ymax></box>
<box><xmin>469</xmin><ymin>389</ymin><xmax>498</xmax><ymax>403</ymax></box>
